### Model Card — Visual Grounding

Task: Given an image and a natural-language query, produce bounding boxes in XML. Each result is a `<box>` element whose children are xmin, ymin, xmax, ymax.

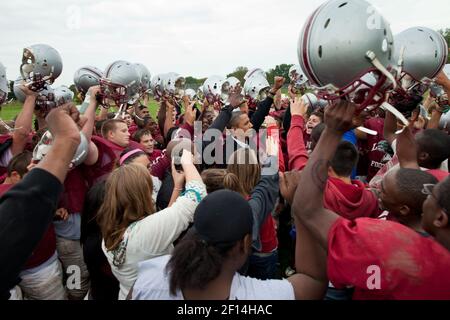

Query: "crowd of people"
<box><xmin>1</xmin><ymin>0</ymin><xmax>450</xmax><ymax>300</ymax></box>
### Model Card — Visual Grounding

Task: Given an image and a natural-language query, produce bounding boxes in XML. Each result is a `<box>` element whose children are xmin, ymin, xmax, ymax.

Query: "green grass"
<box><xmin>0</xmin><ymin>99</ymin><xmax>161</xmax><ymax>121</ymax></box>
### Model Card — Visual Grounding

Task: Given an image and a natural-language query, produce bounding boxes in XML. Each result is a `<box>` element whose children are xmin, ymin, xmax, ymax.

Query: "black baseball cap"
<box><xmin>193</xmin><ymin>190</ymin><xmax>253</xmax><ymax>247</ymax></box>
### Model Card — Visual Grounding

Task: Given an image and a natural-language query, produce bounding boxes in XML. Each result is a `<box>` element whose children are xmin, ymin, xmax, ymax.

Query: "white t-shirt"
<box><xmin>103</xmin><ymin>181</ymin><xmax>206</xmax><ymax>300</ymax></box>
<box><xmin>132</xmin><ymin>255</ymin><xmax>295</xmax><ymax>300</ymax></box>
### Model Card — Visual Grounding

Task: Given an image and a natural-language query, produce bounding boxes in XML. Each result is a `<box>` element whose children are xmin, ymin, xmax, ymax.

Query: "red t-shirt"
<box><xmin>327</xmin><ymin>217</ymin><xmax>450</xmax><ymax>299</ymax></box>
<box><xmin>364</xmin><ymin>118</ymin><xmax>388</xmax><ymax>181</ymax></box>
<box><xmin>427</xmin><ymin>169</ymin><xmax>449</xmax><ymax>182</ymax></box>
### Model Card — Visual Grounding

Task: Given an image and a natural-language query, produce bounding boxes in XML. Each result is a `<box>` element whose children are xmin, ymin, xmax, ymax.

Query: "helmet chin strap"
<box><xmin>114</xmin><ymin>104</ymin><xmax>126</xmax><ymax>119</ymax></box>
<box><xmin>366</xmin><ymin>50</ymin><xmax>397</xmax><ymax>90</ymax></box>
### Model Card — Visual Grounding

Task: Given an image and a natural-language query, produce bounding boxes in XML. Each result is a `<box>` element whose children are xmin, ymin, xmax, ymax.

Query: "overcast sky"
<box><xmin>1</xmin><ymin>0</ymin><xmax>449</xmax><ymax>86</ymax></box>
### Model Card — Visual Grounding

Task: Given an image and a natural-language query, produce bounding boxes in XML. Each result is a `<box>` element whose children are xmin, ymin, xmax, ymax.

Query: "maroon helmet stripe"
<box><xmin>83</xmin><ymin>67</ymin><xmax>102</xmax><ymax>78</ymax></box>
<box><xmin>301</xmin><ymin>6</ymin><xmax>323</xmax><ymax>86</ymax></box>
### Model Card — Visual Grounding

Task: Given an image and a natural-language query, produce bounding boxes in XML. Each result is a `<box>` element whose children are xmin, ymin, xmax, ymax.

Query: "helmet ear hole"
<box><xmin>318</xmin><ymin>46</ymin><xmax>323</xmax><ymax>58</ymax></box>
<box><xmin>324</xmin><ymin>18</ymin><xmax>330</xmax><ymax>29</ymax></box>
<box><xmin>338</xmin><ymin>2</ymin><xmax>347</xmax><ymax>8</ymax></box>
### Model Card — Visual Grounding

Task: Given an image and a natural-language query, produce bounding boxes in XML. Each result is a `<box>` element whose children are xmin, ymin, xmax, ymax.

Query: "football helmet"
<box><xmin>100</xmin><ymin>60</ymin><xmax>140</xmax><ymax>106</ymax></box>
<box><xmin>54</xmin><ymin>85</ymin><xmax>74</xmax><ymax>106</ymax></box>
<box><xmin>150</xmin><ymin>73</ymin><xmax>166</xmax><ymax>100</ymax></box>
<box><xmin>184</xmin><ymin>88</ymin><xmax>197</xmax><ymax>101</ymax></box>
<box><xmin>162</xmin><ymin>72</ymin><xmax>185</xmax><ymax>98</ymax></box>
<box><xmin>243</xmin><ymin>73</ymin><xmax>270</xmax><ymax>101</ymax></box>
<box><xmin>0</xmin><ymin>62</ymin><xmax>9</xmax><ymax>105</ymax></box>
<box><xmin>134</xmin><ymin>63</ymin><xmax>152</xmax><ymax>95</ymax></box>
<box><xmin>301</xmin><ymin>92</ymin><xmax>329</xmax><ymax>110</ymax></box>
<box><xmin>226</xmin><ymin>76</ymin><xmax>241</xmax><ymax>91</ymax></box>
<box><xmin>298</xmin><ymin>0</ymin><xmax>395</xmax><ymax>111</ymax></box>
<box><xmin>33</xmin><ymin>131</ymin><xmax>89</xmax><ymax>167</ymax></box>
<box><xmin>203</xmin><ymin>75</ymin><xmax>229</xmax><ymax>104</ymax></box>
<box><xmin>393</xmin><ymin>27</ymin><xmax>448</xmax><ymax>85</ymax></box>
<box><xmin>73</xmin><ymin>66</ymin><xmax>103</xmax><ymax>95</ymax></box>
<box><xmin>289</xmin><ymin>64</ymin><xmax>309</xmax><ymax>92</ymax></box>
<box><xmin>20</xmin><ymin>44</ymin><xmax>63</xmax><ymax>92</ymax></box>
<box><xmin>244</xmin><ymin>68</ymin><xmax>266</xmax><ymax>81</ymax></box>
<box><xmin>14</xmin><ymin>77</ymin><xmax>56</xmax><ymax>114</ymax></box>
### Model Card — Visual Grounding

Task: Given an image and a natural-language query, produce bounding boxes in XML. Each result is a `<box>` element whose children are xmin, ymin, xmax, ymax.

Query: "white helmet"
<box><xmin>73</xmin><ymin>66</ymin><xmax>103</xmax><ymax>95</ymax></box>
<box><xmin>0</xmin><ymin>62</ymin><xmax>9</xmax><ymax>105</ymax></box>
<box><xmin>100</xmin><ymin>60</ymin><xmax>140</xmax><ymax>106</ymax></box>
<box><xmin>134</xmin><ymin>63</ymin><xmax>152</xmax><ymax>95</ymax></box>
<box><xmin>150</xmin><ymin>73</ymin><xmax>165</xmax><ymax>100</ymax></box>
<box><xmin>184</xmin><ymin>88</ymin><xmax>197</xmax><ymax>101</ymax></box>
<box><xmin>244</xmin><ymin>74</ymin><xmax>270</xmax><ymax>101</ymax></box>
<box><xmin>244</xmin><ymin>68</ymin><xmax>266</xmax><ymax>81</ymax></box>
<box><xmin>301</xmin><ymin>93</ymin><xmax>329</xmax><ymax>110</ymax></box>
<box><xmin>203</xmin><ymin>75</ymin><xmax>229</xmax><ymax>104</ymax></box>
<box><xmin>298</xmin><ymin>0</ymin><xmax>394</xmax><ymax>111</ymax></box>
<box><xmin>20</xmin><ymin>44</ymin><xmax>63</xmax><ymax>91</ymax></box>
<box><xmin>162</xmin><ymin>72</ymin><xmax>185</xmax><ymax>98</ymax></box>
<box><xmin>226</xmin><ymin>76</ymin><xmax>241</xmax><ymax>91</ymax></box>
<box><xmin>393</xmin><ymin>27</ymin><xmax>448</xmax><ymax>84</ymax></box>
<box><xmin>54</xmin><ymin>85</ymin><xmax>74</xmax><ymax>106</ymax></box>
<box><xmin>289</xmin><ymin>64</ymin><xmax>309</xmax><ymax>91</ymax></box>
<box><xmin>33</xmin><ymin>131</ymin><xmax>89</xmax><ymax>167</ymax></box>
<box><xmin>14</xmin><ymin>77</ymin><xmax>56</xmax><ymax>113</ymax></box>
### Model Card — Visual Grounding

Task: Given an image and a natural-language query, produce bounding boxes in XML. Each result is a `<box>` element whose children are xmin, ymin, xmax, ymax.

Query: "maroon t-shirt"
<box><xmin>364</xmin><ymin>118</ymin><xmax>389</xmax><ymax>181</ymax></box>
<box><xmin>328</xmin><ymin>218</ymin><xmax>450</xmax><ymax>299</ymax></box>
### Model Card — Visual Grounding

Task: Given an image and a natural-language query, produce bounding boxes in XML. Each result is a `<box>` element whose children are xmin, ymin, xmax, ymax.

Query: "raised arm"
<box><xmin>292</xmin><ymin>101</ymin><xmax>357</xmax><ymax>249</ymax></box>
<box><xmin>11</xmin><ymin>86</ymin><xmax>36</xmax><ymax>156</ymax></box>
<box><xmin>250</xmin><ymin>77</ymin><xmax>285</xmax><ymax>131</ymax></box>
<box><xmin>0</xmin><ymin>105</ymin><xmax>81</xmax><ymax>299</ymax></box>
<box><xmin>287</xmin><ymin>97</ymin><xmax>309</xmax><ymax>171</ymax></box>
<box><xmin>81</xmin><ymin>86</ymin><xmax>100</xmax><ymax>166</ymax></box>
<box><xmin>279</xmin><ymin>171</ymin><xmax>327</xmax><ymax>300</ymax></box>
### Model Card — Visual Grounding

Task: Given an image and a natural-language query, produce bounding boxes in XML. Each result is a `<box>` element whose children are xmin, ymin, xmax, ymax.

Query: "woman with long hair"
<box><xmin>97</xmin><ymin>149</ymin><xmax>206</xmax><ymax>299</ymax></box>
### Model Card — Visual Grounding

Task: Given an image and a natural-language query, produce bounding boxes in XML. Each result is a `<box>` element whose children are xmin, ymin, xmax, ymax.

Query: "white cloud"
<box><xmin>0</xmin><ymin>0</ymin><xmax>449</xmax><ymax>86</ymax></box>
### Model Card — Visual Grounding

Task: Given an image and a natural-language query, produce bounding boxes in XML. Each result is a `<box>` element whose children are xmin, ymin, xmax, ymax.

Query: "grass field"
<box><xmin>0</xmin><ymin>99</ymin><xmax>161</xmax><ymax>121</ymax></box>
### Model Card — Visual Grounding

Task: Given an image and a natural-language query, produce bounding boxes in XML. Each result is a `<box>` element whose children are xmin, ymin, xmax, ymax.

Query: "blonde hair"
<box><xmin>97</xmin><ymin>164</ymin><xmax>155</xmax><ymax>250</ymax></box>
<box><xmin>226</xmin><ymin>148</ymin><xmax>261</xmax><ymax>197</ymax></box>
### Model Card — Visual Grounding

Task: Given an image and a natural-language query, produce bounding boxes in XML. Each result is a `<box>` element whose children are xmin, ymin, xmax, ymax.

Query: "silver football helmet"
<box><xmin>14</xmin><ymin>77</ymin><xmax>56</xmax><ymax>114</ymax></box>
<box><xmin>73</xmin><ymin>66</ymin><xmax>103</xmax><ymax>95</ymax></box>
<box><xmin>243</xmin><ymin>73</ymin><xmax>270</xmax><ymax>101</ymax></box>
<box><xmin>162</xmin><ymin>72</ymin><xmax>185</xmax><ymax>98</ymax></box>
<box><xmin>393</xmin><ymin>27</ymin><xmax>448</xmax><ymax>85</ymax></box>
<box><xmin>226</xmin><ymin>76</ymin><xmax>241</xmax><ymax>91</ymax></box>
<box><xmin>244</xmin><ymin>68</ymin><xmax>266</xmax><ymax>81</ymax></box>
<box><xmin>150</xmin><ymin>73</ymin><xmax>165</xmax><ymax>100</ymax></box>
<box><xmin>289</xmin><ymin>65</ymin><xmax>309</xmax><ymax>92</ymax></box>
<box><xmin>301</xmin><ymin>93</ymin><xmax>329</xmax><ymax>110</ymax></box>
<box><xmin>134</xmin><ymin>63</ymin><xmax>152</xmax><ymax>95</ymax></box>
<box><xmin>54</xmin><ymin>85</ymin><xmax>74</xmax><ymax>106</ymax></box>
<box><xmin>20</xmin><ymin>44</ymin><xmax>63</xmax><ymax>92</ymax></box>
<box><xmin>33</xmin><ymin>131</ymin><xmax>89</xmax><ymax>167</ymax></box>
<box><xmin>184</xmin><ymin>88</ymin><xmax>197</xmax><ymax>101</ymax></box>
<box><xmin>100</xmin><ymin>60</ymin><xmax>141</xmax><ymax>106</ymax></box>
<box><xmin>0</xmin><ymin>62</ymin><xmax>9</xmax><ymax>105</ymax></box>
<box><xmin>203</xmin><ymin>75</ymin><xmax>229</xmax><ymax>104</ymax></box>
<box><xmin>298</xmin><ymin>0</ymin><xmax>394</xmax><ymax>111</ymax></box>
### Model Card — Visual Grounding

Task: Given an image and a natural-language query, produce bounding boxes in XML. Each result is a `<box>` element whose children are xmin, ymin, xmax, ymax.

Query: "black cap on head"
<box><xmin>193</xmin><ymin>190</ymin><xmax>253</xmax><ymax>247</ymax></box>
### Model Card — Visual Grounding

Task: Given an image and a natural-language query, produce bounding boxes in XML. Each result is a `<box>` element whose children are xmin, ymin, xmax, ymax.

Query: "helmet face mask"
<box><xmin>289</xmin><ymin>65</ymin><xmax>310</xmax><ymax>93</ymax></box>
<box><xmin>20</xmin><ymin>44</ymin><xmax>63</xmax><ymax>92</ymax></box>
<box><xmin>203</xmin><ymin>76</ymin><xmax>228</xmax><ymax>104</ymax></box>
<box><xmin>100</xmin><ymin>60</ymin><xmax>140</xmax><ymax>107</ymax></box>
<box><xmin>163</xmin><ymin>73</ymin><xmax>186</xmax><ymax>99</ymax></box>
<box><xmin>33</xmin><ymin>131</ymin><xmax>88</xmax><ymax>168</ymax></box>
<box><xmin>134</xmin><ymin>63</ymin><xmax>152</xmax><ymax>97</ymax></box>
<box><xmin>298</xmin><ymin>0</ymin><xmax>395</xmax><ymax>113</ymax></box>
